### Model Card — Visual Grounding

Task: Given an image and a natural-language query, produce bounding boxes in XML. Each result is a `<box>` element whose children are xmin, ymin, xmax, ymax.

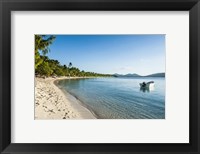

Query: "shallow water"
<box><xmin>57</xmin><ymin>77</ymin><xmax>165</xmax><ymax>119</ymax></box>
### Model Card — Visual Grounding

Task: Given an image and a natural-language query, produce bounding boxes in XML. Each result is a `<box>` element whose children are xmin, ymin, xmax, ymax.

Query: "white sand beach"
<box><xmin>35</xmin><ymin>77</ymin><xmax>96</xmax><ymax>119</ymax></box>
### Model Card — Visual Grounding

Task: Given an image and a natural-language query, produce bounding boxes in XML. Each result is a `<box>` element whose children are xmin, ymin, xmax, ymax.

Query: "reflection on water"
<box><xmin>58</xmin><ymin>77</ymin><xmax>165</xmax><ymax>119</ymax></box>
<box><xmin>140</xmin><ymin>86</ymin><xmax>155</xmax><ymax>93</ymax></box>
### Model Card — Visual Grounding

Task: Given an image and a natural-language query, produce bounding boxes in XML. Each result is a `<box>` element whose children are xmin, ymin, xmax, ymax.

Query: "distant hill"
<box><xmin>145</xmin><ymin>73</ymin><xmax>165</xmax><ymax>77</ymax></box>
<box><xmin>113</xmin><ymin>73</ymin><xmax>165</xmax><ymax>77</ymax></box>
<box><xmin>113</xmin><ymin>73</ymin><xmax>141</xmax><ymax>77</ymax></box>
<box><xmin>124</xmin><ymin>73</ymin><xmax>141</xmax><ymax>77</ymax></box>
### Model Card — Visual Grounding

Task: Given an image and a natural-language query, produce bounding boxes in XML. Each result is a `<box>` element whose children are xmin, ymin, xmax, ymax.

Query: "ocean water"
<box><xmin>57</xmin><ymin>77</ymin><xmax>165</xmax><ymax>119</ymax></box>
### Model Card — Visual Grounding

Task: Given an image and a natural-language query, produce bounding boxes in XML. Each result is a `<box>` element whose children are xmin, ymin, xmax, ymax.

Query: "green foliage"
<box><xmin>35</xmin><ymin>35</ymin><xmax>56</xmax><ymax>72</ymax></box>
<box><xmin>54</xmin><ymin>67</ymin><xmax>65</xmax><ymax>76</ymax></box>
<box><xmin>35</xmin><ymin>35</ymin><xmax>56</xmax><ymax>55</ymax></box>
<box><xmin>35</xmin><ymin>35</ymin><xmax>113</xmax><ymax>78</ymax></box>
<box><xmin>36</xmin><ymin>61</ymin><xmax>53</xmax><ymax>77</ymax></box>
<box><xmin>35</xmin><ymin>52</ymin><xmax>43</xmax><ymax>69</ymax></box>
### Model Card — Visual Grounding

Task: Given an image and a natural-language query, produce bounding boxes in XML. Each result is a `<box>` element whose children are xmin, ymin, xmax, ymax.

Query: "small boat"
<box><xmin>139</xmin><ymin>81</ymin><xmax>154</xmax><ymax>88</ymax></box>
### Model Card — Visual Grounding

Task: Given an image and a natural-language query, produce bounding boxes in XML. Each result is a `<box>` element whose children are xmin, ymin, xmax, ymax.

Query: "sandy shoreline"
<box><xmin>35</xmin><ymin>77</ymin><xmax>96</xmax><ymax>119</ymax></box>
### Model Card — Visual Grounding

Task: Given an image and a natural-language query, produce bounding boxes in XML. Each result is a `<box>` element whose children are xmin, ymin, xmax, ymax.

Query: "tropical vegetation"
<box><xmin>35</xmin><ymin>35</ymin><xmax>112</xmax><ymax>77</ymax></box>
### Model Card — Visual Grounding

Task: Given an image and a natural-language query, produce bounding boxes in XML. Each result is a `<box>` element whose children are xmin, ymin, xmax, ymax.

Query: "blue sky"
<box><xmin>45</xmin><ymin>35</ymin><xmax>165</xmax><ymax>76</ymax></box>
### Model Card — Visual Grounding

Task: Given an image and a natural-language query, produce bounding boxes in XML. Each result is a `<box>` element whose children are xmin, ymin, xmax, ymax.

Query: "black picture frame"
<box><xmin>0</xmin><ymin>0</ymin><xmax>199</xmax><ymax>153</ymax></box>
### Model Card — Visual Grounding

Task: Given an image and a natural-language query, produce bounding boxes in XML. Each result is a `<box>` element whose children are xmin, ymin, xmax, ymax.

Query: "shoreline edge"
<box><xmin>35</xmin><ymin>77</ymin><xmax>96</xmax><ymax>119</ymax></box>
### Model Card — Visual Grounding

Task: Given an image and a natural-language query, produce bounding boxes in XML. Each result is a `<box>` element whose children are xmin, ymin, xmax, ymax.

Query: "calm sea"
<box><xmin>57</xmin><ymin>77</ymin><xmax>165</xmax><ymax>119</ymax></box>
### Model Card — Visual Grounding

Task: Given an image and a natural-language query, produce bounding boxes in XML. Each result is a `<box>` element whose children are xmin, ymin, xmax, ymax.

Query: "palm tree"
<box><xmin>35</xmin><ymin>35</ymin><xmax>56</xmax><ymax>55</ymax></box>
<box><xmin>68</xmin><ymin>62</ymin><xmax>72</xmax><ymax>77</ymax></box>
<box><xmin>68</xmin><ymin>62</ymin><xmax>72</xmax><ymax>68</ymax></box>
<box><xmin>35</xmin><ymin>35</ymin><xmax>56</xmax><ymax>70</ymax></box>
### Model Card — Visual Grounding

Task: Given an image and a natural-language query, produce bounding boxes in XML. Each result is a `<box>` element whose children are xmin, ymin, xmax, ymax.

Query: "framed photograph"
<box><xmin>34</xmin><ymin>34</ymin><xmax>166</xmax><ymax>120</ymax></box>
<box><xmin>0</xmin><ymin>0</ymin><xmax>199</xmax><ymax>153</ymax></box>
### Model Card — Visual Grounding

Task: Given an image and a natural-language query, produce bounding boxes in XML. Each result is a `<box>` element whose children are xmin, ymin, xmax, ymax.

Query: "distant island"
<box><xmin>113</xmin><ymin>72</ymin><xmax>165</xmax><ymax>77</ymax></box>
<box><xmin>145</xmin><ymin>73</ymin><xmax>165</xmax><ymax>77</ymax></box>
<box><xmin>35</xmin><ymin>34</ymin><xmax>166</xmax><ymax>120</ymax></box>
<box><xmin>35</xmin><ymin>35</ymin><xmax>165</xmax><ymax>79</ymax></box>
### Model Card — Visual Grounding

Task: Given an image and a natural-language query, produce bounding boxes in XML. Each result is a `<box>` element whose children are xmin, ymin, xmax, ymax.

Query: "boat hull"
<box><xmin>139</xmin><ymin>83</ymin><xmax>154</xmax><ymax>88</ymax></box>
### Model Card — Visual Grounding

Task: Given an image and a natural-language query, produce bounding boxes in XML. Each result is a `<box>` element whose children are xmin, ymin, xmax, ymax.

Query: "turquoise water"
<box><xmin>57</xmin><ymin>77</ymin><xmax>165</xmax><ymax>119</ymax></box>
